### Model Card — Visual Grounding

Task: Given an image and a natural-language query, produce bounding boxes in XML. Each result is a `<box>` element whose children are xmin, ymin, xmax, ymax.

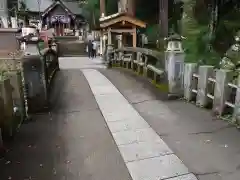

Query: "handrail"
<box><xmin>114</xmin><ymin>47</ymin><xmax>165</xmax><ymax>68</ymax></box>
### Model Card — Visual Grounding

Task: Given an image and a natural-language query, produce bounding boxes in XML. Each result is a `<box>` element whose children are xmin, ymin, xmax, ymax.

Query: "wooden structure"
<box><xmin>22</xmin><ymin>0</ymin><xmax>85</xmax><ymax>36</ymax></box>
<box><xmin>41</xmin><ymin>0</ymin><xmax>85</xmax><ymax>36</ymax></box>
<box><xmin>99</xmin><ymin>12</ymin><xmax>146</xmax><ymax>51</ymax></box>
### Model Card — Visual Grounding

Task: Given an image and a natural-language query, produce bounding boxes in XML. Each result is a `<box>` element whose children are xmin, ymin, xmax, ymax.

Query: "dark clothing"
<box><xmin>88</xmin><ymin>41</ymin><xmax>93</xmax><ymax>58</ymax></box>
<box><xmin>92</xmin><ymin>49</ymin><xmax>96</xmax><ymax>58</ymax></box>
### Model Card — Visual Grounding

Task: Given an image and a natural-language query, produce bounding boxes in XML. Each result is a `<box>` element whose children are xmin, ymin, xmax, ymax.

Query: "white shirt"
<box><xmin>92</xmin><ymin>42</ymin><xmax>97</xmax><ymax>50</ymax></box>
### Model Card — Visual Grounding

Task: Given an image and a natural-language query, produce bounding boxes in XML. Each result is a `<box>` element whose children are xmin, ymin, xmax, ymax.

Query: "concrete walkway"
<box><xmin>59</xmin><ymin>56</ymin><xmax>106</xmax><ymax>69</ymax></box>
<box><xmin>1</xmin><ymin>57</ymin><xmax>240</xmax><ymax>180</ymax></box>
<box><xmin>101</xmin><ymin>68</ymin><xmax>240</xmax><ymax>180</ymax></box>
<box><xmin>83</xmin><ymin>69</ymin><xmax>197</xmax><ymax>180</ymax></box>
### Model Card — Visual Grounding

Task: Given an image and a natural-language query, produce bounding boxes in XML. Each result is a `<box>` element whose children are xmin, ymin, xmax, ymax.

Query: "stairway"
<box><xmin>56</xmin><ymin>36</ymin><xmax>87</xmax><ymax>57</ymax></box>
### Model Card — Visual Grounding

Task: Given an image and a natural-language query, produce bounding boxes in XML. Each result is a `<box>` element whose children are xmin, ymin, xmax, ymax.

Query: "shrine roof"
<box><xmin>21</xmin><ymin>0</ymin><xmax>83</xmax><ymax>16</ymax></box>
<box><xmin>99</xmin><ymin>12</ymin><xmax>146</xmax><ymax>29</ymax></box>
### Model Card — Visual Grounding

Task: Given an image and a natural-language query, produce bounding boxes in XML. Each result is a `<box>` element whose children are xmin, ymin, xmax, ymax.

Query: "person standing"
<box><xmin>92</xmin><ymin>40</ymin><xmax>97</xmax><ymax>58</ymax></box>
<box><xmin>87</xmin><ymin>40</ymin><xmax>93</xmax><ymax>59</ymax></box>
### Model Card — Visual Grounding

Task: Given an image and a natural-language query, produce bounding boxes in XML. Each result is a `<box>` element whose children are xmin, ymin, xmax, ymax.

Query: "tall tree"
<box><xmin>18</xmin><ymin>0</ymin><xmax>29</xmax><ymax>25</ymax></box>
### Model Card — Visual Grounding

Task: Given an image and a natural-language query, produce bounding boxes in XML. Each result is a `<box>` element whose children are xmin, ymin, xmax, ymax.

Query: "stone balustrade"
<box><xmin>109</xmin><ymin>47</ymin><xmax>240</xmax><ymax>125</ymax></box>
<box><xmin>184</xmin><ymin>63</ymin><xmax>240</xmax><ymax>124</ymax></box>
<box><xmin>111</xmin><ymin>47</ymin><xmax>180</xmax><ymax>97</ymax></box>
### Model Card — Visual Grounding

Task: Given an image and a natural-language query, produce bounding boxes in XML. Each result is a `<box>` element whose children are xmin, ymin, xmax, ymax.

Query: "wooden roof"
<box><xmin>41</xmin><ymin>0</ymin><xmax>76</xmax><ymax>19</ymax></box>
<box><xmin>99</xmin><ymin>12</ymin><xmax>146</xmax><ymax>29</ymax></box>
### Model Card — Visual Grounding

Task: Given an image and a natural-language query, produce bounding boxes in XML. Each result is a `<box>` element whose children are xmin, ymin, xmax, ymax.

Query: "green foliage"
<box><xmin>182</xmin><ymin>0</ymin><xmax>222</xmax><ymax>65</ymax></box>
<box><xmin>18</xmin><ymin>0</ymin><xmax>30</xmax><ymax>25</ymax></box>
<box><xmin>145</xmin><ymin>24</ymin><xmax>159</xmax><ymax>43</ymax></box>
<box><xmin>81</xmin><ymin>0</ymin><xmax>117</xmax><ymax>29</ymax></box>
<box><xmin>81</xmin><ymin>0</ymin><xmax>99</xmax><ymax>28</ymax></box>
<box><xmin>81</xmin><ymin>0</ymin><xmax>240</xmax><ymax>66</ymax></box>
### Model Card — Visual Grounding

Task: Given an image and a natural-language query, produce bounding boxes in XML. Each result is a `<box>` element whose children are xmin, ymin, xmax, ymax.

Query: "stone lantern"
<box><xmin>165</xmin><ymin>34</ymin><xmax>184</xmax><ymax>52</ymax></box>
<box><xmin>220</xmin><ymin>31</ymin><xmax>240</xmax><ymax>71</ymax></box>
<box><xmin>164</xmin><ymin>33</ymin><xmax>185</xmax><ymax>97</ymax></box>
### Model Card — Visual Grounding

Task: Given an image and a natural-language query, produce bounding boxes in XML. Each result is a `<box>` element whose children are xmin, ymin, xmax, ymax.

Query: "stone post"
<box><xmin>213</xmin><ymin>69</ymin><xmax>233</xmax><ymax>116</ymax></box>
<box><xmin>5</xmin><ymin>71</ymin><xmax>25</xmax><ymax>122</ymax></box>
<box><xmin>0</xmin><ymin>127</ymin><xmax>3</xmax><ymax>150</ymax></box>
<box><xmin>143</xmin><ymin>55</ymin><xmax>148</xmax><ymax>77</ymax></box>
<box><xmin>108</xmin><ymin>29</ymin><xmax>112</xmax><ymax>45</ymax></box>
<box><xmin>233</xmin><ymin>74</ymin><xmax>240</xmax><ymax>124</ymax></box>
<box><xmin>165</xmin><ymin>34</ymin><xmax>185</xmax><ymax>98</ymax></box>
<box><xmin>0</xmin><ymin>78</ymin><xmax>14</xmax><ymax>138</ymax></box>
<box><xmin>184</xmin><ymin>63</ymin><xmax>197</xmax><ymax>101</ymax></box>
<box><xmin>196</xmin><ymin>65</ymin><xmax>214</xmax><ymax>107</ymax></box>
<box><xmin>0</xmin><ymin>97</ymin><xmax>4</xmax><ymax>148</ymax></box>
<box><xmin>118</xmin><ymin>35</ymin><xmax>123</xmax><ymax>49</ymax></box>
<box><xmin>167</xmin><ymin>52</ymin><xmax>185</xmax><ymax>96</ymax></box>
<box><xmin>100</xmin><ymin>35</ymin><xmax>103</xmax><ymax>56</ymax></box>
<box><xmin>107</xmin><ymin>44</ymin><xmax>114</xmax><ymax>67</ymax></box>
<box><xmin>106</xmin><ymin>28</ymin><xmax>114</xmax><ymax>66</ymax></box>
<box><xmin>103</xmin><ymin>35</ymin><xmax>107</xmax><ymax>60</ymax></box>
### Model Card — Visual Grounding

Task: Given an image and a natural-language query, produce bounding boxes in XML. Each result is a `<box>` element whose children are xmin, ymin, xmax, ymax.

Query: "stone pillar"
<box><xmin>5</xmin><ymin>71</ymin><xmax>25</xmax><ymax>121</ymax></box>
<box><xmin>100</xmin><ymin>35</ymin><xmax>103</xmax><ymax>56</ymax></box>
<box><xmin>233</xmin><ymin>74</ymin><xmax>240</xmax><ymax>123</ymax></box>
<box><xmin>167</xmin><ymin>51</ymin><xmax>185</xmax><ymax>97</ymax></box>
<box><xmin>106</xmin><ymin>29</ymin><xmax>113</xmax><ymax>65</ymax></box>
<box><xmin>184</xmin><ymin>63</ymin><xmax>197</xmax><ymax>101</ymax></box>
<box><xmin>0</xmin><ymin>78</ymin><xmax>14</xmax><ymax>137</ymax></box>
<box><xmin>0</xmin><ymin>96</ymin><xmax>4</xmax><ymax>148</ymax></box>
<box><xmin>118</xmin><ymin>35</ymin><xmax>123</xmax><ymax>49</ymax></box>
<box><xmin>122</xmin><ymin>34</ymin><xmax>127</xmax><ymax>47</ymax></box>
<box><xmin>196</xmin><ymin>65</ymin><xmax>214</xmax><ymax>107</ymax></box>
<box><xmin>0</xmin><ymin>127</ymin><xmax>3</xmax><ymax>150</ymax></box>
<box><xmin>213</xmin><ymin>69</ymin><xmax>233</xmax><ymax>116</ymax></box>
<box><xmin>103</xmin><ymin>34</ymin><xmax>107</xmax><ymax>58</ymax></box>
<box><xmin>137</xmin><ymin>52</ymin><xmax>142</xmax><ymax>61</ymax></box>
<box><xmin>107</xmin><ymin>28</ymin><xmax>112</xmax><ymax>45</ymax></box>
<box><xmin>132</xmin><ymin>27</ymin><xmax>137</xmax><ymax>47</ymax></box>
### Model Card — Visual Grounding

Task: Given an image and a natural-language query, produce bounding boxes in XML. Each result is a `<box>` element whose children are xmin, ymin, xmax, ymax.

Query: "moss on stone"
<box><xmin>111</xmin><ymin>64</ymin><xmax>169</xmax><ymax>93</ymax></box>
<box><xmin>151</xmin><ymin>80</ymin><xmax>169</xmax><ymax>92</ymax></box>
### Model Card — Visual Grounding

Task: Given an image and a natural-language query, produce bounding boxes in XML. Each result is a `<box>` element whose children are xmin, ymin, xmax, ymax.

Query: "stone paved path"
<box><xmin>1</xmin><ymin>56</ymin><xmax>240</xmax><ymax>180</ymax></box>
<box><xmin>0</xmin><ymin>57</ymin><xmax>131</xmax><ymax>180</ymax></box>
<box><xmin>59</xmin><ymin>56</ymin><xmax>106</xmax><ymax>69</ymax></box>
<box><xmin>101</xmin><ymin>68</ymin><xmax>240</xmax><ymax>180</ymax></box>
<box><xmin>83</xmin><ymin>69</ymin><xmax>197</xmax><ymax>180</ymax></box>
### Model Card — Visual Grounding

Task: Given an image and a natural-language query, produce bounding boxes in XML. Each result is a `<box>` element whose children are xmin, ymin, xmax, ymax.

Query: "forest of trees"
<box><xmin>81</xmin><ymin>0</ymin><xmax>240</xmax><ymax>66</ymax></box>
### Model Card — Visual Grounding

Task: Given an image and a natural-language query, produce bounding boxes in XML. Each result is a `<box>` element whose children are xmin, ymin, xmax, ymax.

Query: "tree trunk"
<box><xmin>127</xmin><ymin>0</ymin><xmax>135</xmax><ymax>16</ymax></box>
<box><xmin>159</xmin><ymin>0</ymin><xmax>168</xmax><ymax>37</ymax></box>
<box><xmin>119</xmin><ymin>0</ymin><xmax>135</xmax><ymax>16</ymax></box>
<box><xmin>100</xmin><ymin>0</ymin><xmax>106</xmax><ymax>17</ymax></box>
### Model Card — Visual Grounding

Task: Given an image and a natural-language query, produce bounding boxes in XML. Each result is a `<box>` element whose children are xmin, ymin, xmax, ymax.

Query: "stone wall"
<box><xmin>0</xmin><ymin>28</ymin><xmax>21</xmax><ymax>57</ymax></box>
<box><xmin>0</xmin><ymin>32</ymin><xmax>60</xmax><ymax>143</ymax></box>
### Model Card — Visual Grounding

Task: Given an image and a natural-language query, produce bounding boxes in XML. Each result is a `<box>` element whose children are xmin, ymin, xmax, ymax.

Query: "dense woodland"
<box><xmin>79</xmin><ymin>0</ymin><xmax>240</xmax><ymax>66</ymax></box>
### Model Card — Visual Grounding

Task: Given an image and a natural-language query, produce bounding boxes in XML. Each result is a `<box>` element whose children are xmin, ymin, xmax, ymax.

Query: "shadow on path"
<box><xmin>0</xmin><ymin>70</ymin><xmax>131</xmax><ymax>180</ymax></box>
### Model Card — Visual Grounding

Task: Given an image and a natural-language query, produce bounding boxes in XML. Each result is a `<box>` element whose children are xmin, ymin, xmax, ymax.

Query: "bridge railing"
<box><xmin>110</xmin><ymin>47</ymin><xmax>177</xmax><ymax>96</ymax></box>
<box><xmin>184</xmin><ymin>63</ymin><xmax>240</xmax><ymax>123</ymax></box>
<box><xmin>109</xmin><ymin>47</ymin><xmax>240</xmax><ymax>124</ymax></box>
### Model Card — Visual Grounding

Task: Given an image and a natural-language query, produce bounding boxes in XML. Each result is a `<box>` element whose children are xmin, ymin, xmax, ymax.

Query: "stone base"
<box><xmin>167</xmin><ymin>93</ymin><xmax>183</xmax><ymax>100</ymax></box>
